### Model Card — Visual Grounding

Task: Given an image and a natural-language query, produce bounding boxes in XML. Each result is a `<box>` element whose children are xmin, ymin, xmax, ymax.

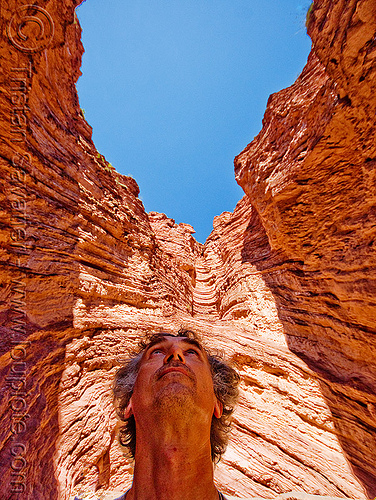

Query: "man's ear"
<box><xmin>123</xmin><ymin>398</ymin><xmax>133</xmax><ymax>419</ymax></box>
<box><xmin>214</xmin><ymin>399</ymin><xmax>223</xmax><ymax>418</ymax></box>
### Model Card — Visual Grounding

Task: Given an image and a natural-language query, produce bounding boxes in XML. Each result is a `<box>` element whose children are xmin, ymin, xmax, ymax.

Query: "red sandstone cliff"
<box><xmin>0</xmin><ymin>1</ymin><xmax>375</xmax><ymax>499</ymax></box>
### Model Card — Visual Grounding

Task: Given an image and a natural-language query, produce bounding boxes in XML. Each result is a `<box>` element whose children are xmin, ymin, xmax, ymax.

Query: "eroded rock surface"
<box><xmin>235</xmin><ymin>0</ymin><xmax>376</xmax><ymax>495</ymax></box>
<box><xmin>0</xmin><ymin>0</ymin><xmax>375</xmax><ymax>499</ymax></box>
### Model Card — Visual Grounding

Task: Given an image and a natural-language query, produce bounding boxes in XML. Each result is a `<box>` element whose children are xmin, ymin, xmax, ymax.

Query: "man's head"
<box><xmin>113</xmin><ymin>329</ymin><xmax>240</xmax><ymax>463</ymax></box>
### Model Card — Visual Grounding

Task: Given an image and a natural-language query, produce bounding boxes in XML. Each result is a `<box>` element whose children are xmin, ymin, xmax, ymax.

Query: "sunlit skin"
<box><xmin>123</xmin><ymin>336</ymin><xmax>223</xmax><ymax>500</ymax></box>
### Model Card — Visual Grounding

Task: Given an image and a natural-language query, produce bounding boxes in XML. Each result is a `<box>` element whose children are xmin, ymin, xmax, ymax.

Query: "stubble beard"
<box><xmin>153</xmin><ymin>379</ymin><xmax>197</xmax><ymax>419</ymax></box>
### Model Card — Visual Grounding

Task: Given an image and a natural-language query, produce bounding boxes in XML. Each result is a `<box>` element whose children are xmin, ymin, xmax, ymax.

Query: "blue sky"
<box><xmin>76</xmin><ymin>0</ymin><xmax>312</xmax><ymax>243</ymax></box>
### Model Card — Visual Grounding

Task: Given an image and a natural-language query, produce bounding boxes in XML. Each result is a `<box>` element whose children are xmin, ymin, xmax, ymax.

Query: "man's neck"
<box><xmin>126</xmin><ymin>418</ymin><xmax>219</xmax><ymax>500</ymax></box>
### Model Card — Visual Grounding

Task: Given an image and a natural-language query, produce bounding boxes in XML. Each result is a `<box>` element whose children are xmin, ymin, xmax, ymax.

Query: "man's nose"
<box><xmin>164</xmin><ymin>346</ymin><xmax>185</xmax><ymax>364</ymax></box>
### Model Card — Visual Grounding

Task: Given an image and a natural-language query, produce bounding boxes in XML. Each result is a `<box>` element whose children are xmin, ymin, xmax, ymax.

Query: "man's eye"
<box><xmin>186</xmin><ymin>349</ymin><xmax>199</xmax><ymax>356</ymax></box>
<box><xmin>150</xmin><ymin>348</ymin><xmax>163</xmax><ymax>355</ymax></box>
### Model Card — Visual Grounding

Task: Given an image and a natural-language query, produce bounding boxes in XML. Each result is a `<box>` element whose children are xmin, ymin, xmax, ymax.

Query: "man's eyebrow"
<box><xmin>180</xmin><ymin>338</ymin><xmax>205</xmax><ymax>352</ymax></box>
<box><xmin>143</xmin><ymin>336</ymin><xmax>205</xmax><ymax>354</ymax></box>
<box><xmin>143</xmin><ymin>335</ymin><xmax>172</xmax><ymax>353</ymax></box>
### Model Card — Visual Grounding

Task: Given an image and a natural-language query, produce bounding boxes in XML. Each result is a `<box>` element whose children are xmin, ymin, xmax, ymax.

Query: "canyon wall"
<box><xmin>0</xmin><ymin>1</ymin><xmax>375</xmax><ymax>499</ymax></box>
<box><xmin>235</xmin><ymin>0</ymin><xmax>376</xmax><ymax>494</ymax></box>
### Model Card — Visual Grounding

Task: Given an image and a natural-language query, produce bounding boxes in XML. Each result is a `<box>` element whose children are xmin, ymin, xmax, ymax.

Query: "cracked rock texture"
<box><xmin>0</xmin><ymin>0</ymin><xmax>375</xmax><ymax>499</ymax></box>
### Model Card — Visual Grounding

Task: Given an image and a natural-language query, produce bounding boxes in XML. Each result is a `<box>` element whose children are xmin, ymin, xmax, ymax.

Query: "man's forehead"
<box><xmin>143</xmin><ymin>334</ymin><xmax>205</xmax><ymax>353</ymax></box>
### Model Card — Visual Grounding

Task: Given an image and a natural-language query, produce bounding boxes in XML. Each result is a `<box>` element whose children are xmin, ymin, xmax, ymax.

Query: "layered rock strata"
<box><xmin>235</xmin><ymin>0</ymin><xmax>376</xmax><ymax>495</ymax></box>
<box><xmin>0</xmin><ymin>0</ymin><xmax>375</xmax><ymax>500</ymax></box>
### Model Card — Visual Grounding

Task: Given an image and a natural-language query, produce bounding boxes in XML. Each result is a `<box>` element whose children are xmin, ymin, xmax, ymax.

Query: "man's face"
<box><xmin>126</xmin><ymin>335</ymin><xmax>222</xmax><ymax>422</ymax></box>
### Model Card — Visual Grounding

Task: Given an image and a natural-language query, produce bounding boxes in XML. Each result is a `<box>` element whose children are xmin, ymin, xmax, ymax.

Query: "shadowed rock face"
<box><xmin>0</xmin><ymin>0</ymin><xmax>375</xmax><ymax>499</ymax></box>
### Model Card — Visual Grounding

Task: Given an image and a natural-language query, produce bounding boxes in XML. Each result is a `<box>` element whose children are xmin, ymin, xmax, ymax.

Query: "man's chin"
<box><xmin>154</xmin><ymin>382</ymin><xmax>195</xmax><ymax>414</ymax></box>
